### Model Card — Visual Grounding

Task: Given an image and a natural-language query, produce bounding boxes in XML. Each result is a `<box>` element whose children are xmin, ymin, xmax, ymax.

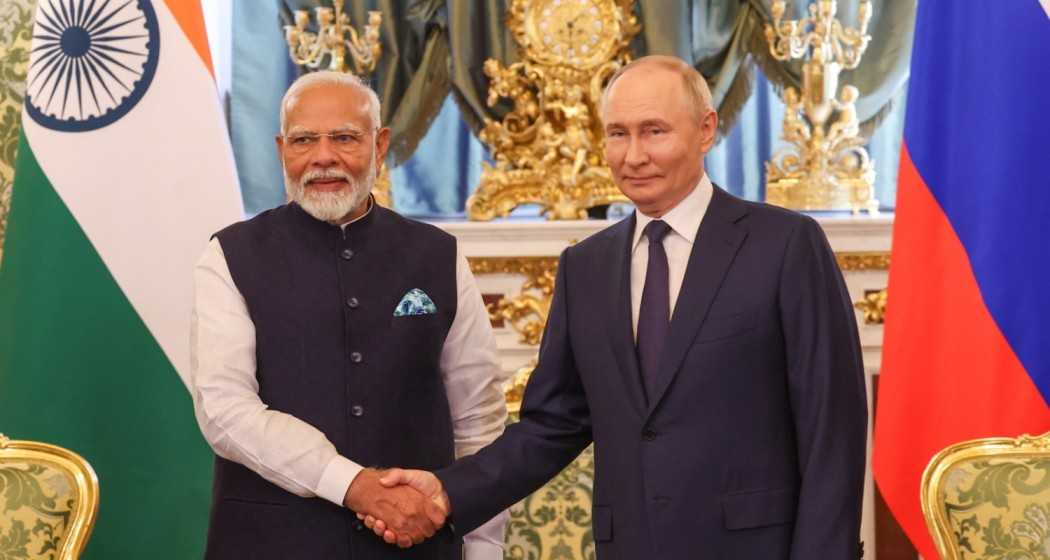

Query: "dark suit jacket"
<box><xmin>437</xmin><ymin>187</ymin><xmax>867</xmax><ymax>559</ymax></box>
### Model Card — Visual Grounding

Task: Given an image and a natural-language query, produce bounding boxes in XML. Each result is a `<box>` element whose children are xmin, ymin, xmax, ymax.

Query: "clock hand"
<box><xmin>565</xmin><ymin>16</ymin><xmax>580</xmax><ymax>48</ymax></box>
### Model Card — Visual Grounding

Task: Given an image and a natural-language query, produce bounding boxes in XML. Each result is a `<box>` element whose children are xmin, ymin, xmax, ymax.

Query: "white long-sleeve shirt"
<box><xmin>189</xmin><ymin>219</ymin><xmax>510</xmax><ymax>558</ymax></box>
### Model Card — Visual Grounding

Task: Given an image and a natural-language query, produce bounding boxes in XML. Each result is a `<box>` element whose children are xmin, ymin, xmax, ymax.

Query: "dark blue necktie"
<box><xmin>637</xmin><ymin>220</ymin><xmax>672</xmax><ymax>399</ymax></box>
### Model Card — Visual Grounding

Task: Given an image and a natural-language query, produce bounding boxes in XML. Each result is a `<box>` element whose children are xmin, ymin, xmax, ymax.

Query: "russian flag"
<box><xmin>872</xmin><ymin>1</ymin><xmax>1050</xmax><ymax>556</ymax></box>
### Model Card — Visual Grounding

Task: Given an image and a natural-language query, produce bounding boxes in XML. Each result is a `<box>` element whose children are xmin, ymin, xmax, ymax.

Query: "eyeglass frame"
<box><xmin>278</xmin><ymin>127</ymin><xmax>381</xmax><ymax>155</ymax></box>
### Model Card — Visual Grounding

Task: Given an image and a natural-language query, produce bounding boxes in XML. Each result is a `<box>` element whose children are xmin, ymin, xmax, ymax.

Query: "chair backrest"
<box><xmin>921</xmin><ymin>431</ymin><xmax>1050</xmax><ymax>560</ymax></box>
<box><xmin>0</xmin><ymin>434</ymin><xmax>99</xmax><ymax>559</ymax></box>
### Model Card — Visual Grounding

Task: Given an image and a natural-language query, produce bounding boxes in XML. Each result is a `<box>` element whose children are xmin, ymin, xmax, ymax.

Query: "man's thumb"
<box><xmin>378</xmin><ymin>468</ymin><xmax>407</xmax><ymax>487</ymax></box>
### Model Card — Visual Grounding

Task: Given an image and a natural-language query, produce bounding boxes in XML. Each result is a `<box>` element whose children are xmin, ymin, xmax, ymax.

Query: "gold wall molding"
<box><xmin>502</xmin><ymin>360</ymin><xmax>535</xmax><ymax>415</ymax></box>
<box><xmin>472</xmin><ymin>251</ymin><xmax>889</xmax><ymax>278</ymax></box>
<box><xmin>835</xmin><ymin>250</ymin><xmax>890</xmax><ymax>271</ymax></box>
<box><xmin>854</xmin><ymin>287</ymin><xmax>886</xmax><ymax>325</ymax></box>
<box><xmin>471</xmin><ymin>250</ymin><xmax>890</xmax><ymax>340</ymax></box>
<box><xmin>469</xmin><ymin>256</ymin><xmax>558</xmax><ymax>346</ymax></box>
<box><xmin>466</xmin><ymin>0</ymin><xmax>640</xmax><ymax>220</ymax></box>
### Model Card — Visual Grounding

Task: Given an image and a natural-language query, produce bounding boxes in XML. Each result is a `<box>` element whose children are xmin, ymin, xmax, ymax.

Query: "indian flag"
<box><xmin>0</xmin><ymin>1</ymin><xmax>242</xmax><ymax>557</ymax></box>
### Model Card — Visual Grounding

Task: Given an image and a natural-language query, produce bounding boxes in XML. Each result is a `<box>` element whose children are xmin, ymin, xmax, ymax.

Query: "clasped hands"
<box><xmin>344</xmin><ymin>468</ymin><xmax>449</xmax><ymax>548</ymax></box>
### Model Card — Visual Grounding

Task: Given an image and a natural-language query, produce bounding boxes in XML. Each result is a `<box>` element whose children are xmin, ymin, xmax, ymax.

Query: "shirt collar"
<box><xmin>632</xmin><ymin>173</ymin><xmax>714</xmax><ymax>251</ymax></box>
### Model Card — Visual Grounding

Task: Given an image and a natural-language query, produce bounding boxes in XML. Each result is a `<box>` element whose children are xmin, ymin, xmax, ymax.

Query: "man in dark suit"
<box><xmin>366</xmin><ymin>55</ymin><xmax>867</xmax><ymax>558</ymax></box>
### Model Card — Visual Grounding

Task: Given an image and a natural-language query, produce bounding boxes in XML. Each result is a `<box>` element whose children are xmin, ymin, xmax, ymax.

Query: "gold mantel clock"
<box><xmin>524</xmin><ymin>0</ymin><xmax>622</xmax><ymax>68</ymax></box>
<box><xmin>467</xmin><ymin>0</ymin><xmax>640</xmax><ymax>221</ymax></box>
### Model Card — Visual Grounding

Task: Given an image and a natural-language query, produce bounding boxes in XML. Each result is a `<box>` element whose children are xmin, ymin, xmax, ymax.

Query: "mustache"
<box><xmin>301</xmin><ymin>168</ymin><xmax>352</xmax><ymax>185</ymax></box>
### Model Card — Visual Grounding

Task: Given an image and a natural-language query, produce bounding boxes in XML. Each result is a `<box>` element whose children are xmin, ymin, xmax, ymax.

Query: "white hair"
<box><xmin>279</xmin><ymin>70</ymin><xmax>382</xmax><ymax>134</ymax></box>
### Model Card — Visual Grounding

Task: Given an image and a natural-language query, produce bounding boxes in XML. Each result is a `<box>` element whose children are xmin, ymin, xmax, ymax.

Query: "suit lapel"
<box><xmin>603</xmin><ymin>214</ymin><xmax>648</xmax><ymax>415</ymax></box>
<box><xmin>646</xmin><ymin>187</ymin><xmax>749</xmax><ymax>416</ymax></box>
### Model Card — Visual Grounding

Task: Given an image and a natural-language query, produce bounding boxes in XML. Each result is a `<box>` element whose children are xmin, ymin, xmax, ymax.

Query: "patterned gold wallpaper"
<box><xmin>0</xmin><ymin>0</ymin><xmax>33</xmax><ymax>265</ymax></box>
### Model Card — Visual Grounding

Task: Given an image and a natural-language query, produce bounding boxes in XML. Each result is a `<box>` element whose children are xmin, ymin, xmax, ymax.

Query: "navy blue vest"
<box><xmin>205</xmin><ymin>202</ymin><xmax>461</xmax><ymax>559</ymax></box>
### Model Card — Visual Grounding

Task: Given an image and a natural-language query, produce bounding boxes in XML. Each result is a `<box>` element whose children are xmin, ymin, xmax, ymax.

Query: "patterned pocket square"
<box><xmin>393</xmin><ymin>288</ymin><xmax>437</xmax><ymax>316</ymax></box>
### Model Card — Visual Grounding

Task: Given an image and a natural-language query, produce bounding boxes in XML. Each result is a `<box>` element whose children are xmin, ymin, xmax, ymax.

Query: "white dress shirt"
<box><xmin>189</xmin><ymin>208</ymin><xmax>510</xmax><ymax>558</ymax></box>
<box><xmin>630</xmin><ymin>174</ymin><xmax>715</xmax><ymax>338</ymax></box>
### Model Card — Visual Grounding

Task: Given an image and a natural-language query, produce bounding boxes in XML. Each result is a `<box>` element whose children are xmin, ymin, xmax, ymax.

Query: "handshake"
<box><xmin>343</xmin><ymin>467</ymin><xmax>449</xmax><ymax>548</ymax></box>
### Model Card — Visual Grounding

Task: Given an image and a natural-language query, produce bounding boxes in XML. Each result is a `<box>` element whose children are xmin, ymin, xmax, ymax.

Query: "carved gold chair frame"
<box><xmin>0</xmin><ymin>434</ymin><xmax>100</xmax><ymax>559</ymax></box>
<box><xmin>921</xmin><ymin>431</ymin><xmax>1050</xmax><ymax>559</ymax></box>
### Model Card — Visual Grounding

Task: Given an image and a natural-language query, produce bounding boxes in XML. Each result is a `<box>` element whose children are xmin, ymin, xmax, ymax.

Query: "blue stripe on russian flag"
<box><xmin>903</xmin><ymin>0</ymin><xmax>1050</xmax><ymax>401</ymax></box>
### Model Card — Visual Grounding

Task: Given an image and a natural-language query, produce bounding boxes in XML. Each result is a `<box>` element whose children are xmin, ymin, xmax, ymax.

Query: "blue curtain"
<box><xmin>389</xmin><ymin>97</ymin><xmax>489</xmax><ymax>217</ymax></box>
<box><xmin>230</xmin><ymin>1</ymin><xmax>295</xmax><ymax>215</ymax></box>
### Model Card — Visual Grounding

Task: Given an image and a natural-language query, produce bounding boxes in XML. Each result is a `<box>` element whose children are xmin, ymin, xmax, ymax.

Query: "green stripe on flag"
<box><xmin>0</xmin><ymin>131</ymin><xmax>213</xmax><ymax>558</ymax></box>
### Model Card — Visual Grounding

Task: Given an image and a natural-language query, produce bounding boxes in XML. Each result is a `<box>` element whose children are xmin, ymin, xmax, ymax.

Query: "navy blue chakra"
<box><xmin>24</xmin><ymin>0</ymin><xmax>160</xmax><ymax>132</ymax></box>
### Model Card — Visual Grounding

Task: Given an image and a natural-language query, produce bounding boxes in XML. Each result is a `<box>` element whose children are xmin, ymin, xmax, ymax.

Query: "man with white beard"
<box><xmin>189</xmin><ymin>71</ymin><xmax>509</xmax><ymax>559</ymax></box>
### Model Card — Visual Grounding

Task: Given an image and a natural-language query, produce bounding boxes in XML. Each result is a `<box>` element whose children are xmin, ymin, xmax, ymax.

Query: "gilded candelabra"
<box><xmin>466</xmin><ymin>0</ymin><xmax>641</xmax><ymax>220</ymax></box>
<box><xmin>764</xmin><ymin>0</ymin><xmax>878</xmax><ymax>214</ymax></box>
<box><xmin>284</xmin><ymin>0</ymin><xmax>381</xmax><ymax>74</ymax></box>
<box><xmin>284</xmin><ymin>1</ymin><xmax>391</xmax><ymax>206</ymax></box>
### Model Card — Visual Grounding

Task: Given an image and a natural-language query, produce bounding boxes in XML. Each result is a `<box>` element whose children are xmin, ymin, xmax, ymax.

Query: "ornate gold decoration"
<box><xmin>764</xmin><ymin>0</ymin><xmax>878</xmax><ymax>214</ymax></box>
<box><xmin>469</xmin><ymin>257</ymin><xmax>559</xmax><ymax>346</ymax></box>
<box><xmin>853</xmin><ymin>287</ymin><xmax>886</xmax><ymax>325</ymax></box>
<box><xmin>921</xmin><ymin>431</ymin><xmax>1050</xmax><ymax>559</ymax></box>
<box><xmin>372</xmin><ymin>165</ymin><xmax>392</xmax><ymax>208</ymax></box>
<box><xmin>0</xmin><ymin>434</ymin><xmax>100</xmax><ymax>559</ymax></box>
<box><xmin>835</xmin><ymin>250</ymin><xmax>890</xmax><ymax>271</ymax></box>
<box><xmin>284</xmin><ymin>0</ymin><xmax>381</xmax><ymax>74</ymax></box>
<box><xmin>466</xmin><ymin>0</ymin><xmax>641</xmax><ymax>220</ymax></box>
<box><xmin>503</xmin><ymin>360</ymin><xmax>536</xmax><ymax>415</ymax></box>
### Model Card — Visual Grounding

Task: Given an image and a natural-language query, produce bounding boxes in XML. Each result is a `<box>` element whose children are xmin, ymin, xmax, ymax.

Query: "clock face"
<box><xmin>526</xmin><ymin>0</ymin><xmax>619</xmax><ymax>68</ymax></box>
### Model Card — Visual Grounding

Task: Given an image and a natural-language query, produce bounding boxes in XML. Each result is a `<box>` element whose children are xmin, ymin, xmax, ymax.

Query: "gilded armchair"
<box><xmin>0</xmin><ymin>434</ymin><xmax>99</xmax><ymax>559</ymax></box>
<box><xmin>922</xmin><ymin>431</ymin><xmax>1050</xmax><ymax>559</ymax></box>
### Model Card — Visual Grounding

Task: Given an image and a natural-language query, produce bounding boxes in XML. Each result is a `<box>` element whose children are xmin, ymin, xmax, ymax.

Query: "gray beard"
<box><xmin>284</xmin><ymin>160</ymin><xmax>375</xmax><ymax>224</ymax></box>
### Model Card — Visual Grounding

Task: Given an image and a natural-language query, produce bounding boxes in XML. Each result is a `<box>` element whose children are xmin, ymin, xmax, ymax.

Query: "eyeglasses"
<box><xmin>282</xmin><ymin>129</ymin><xmax>376</xmax><ymax>154</ymax></box>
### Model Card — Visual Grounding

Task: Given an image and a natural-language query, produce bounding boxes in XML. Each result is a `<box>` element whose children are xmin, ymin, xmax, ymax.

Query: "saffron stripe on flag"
<box><xmin>162</xmin><ymin>0</ymin><xmax>214</xmax><ymax>75</ymax></box>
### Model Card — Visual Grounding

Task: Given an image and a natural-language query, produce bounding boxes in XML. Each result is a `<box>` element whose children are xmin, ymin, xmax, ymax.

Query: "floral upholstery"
<box><xmin>0</xmin><ymin>435</ymin><xmax>98</xmax><ymax>560</ymax></box>
<box><xmin>923</xmin><ymin>432</ymin><xmax>1050</xmax><ymax>560</ymax></box>
<box><xmin>503</xmin><ymin>405</ymin><xmax>595</xmax><ymax>560</ymax></box>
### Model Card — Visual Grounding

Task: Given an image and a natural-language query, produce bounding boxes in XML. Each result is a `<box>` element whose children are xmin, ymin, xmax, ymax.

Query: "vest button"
<box><xmin>350</xmin><ymin>351</ymin><xmax>363</xmax><ymax>363</ymax></box>
<box><xmin>341</xmin><ymin>248</ymin><xmax>354</xmax><ymax>260</ymax></box>
<box><xmin>642</xmin><ymin>429</ymin><xmax>657</xmax><ymax>441</ymax></box>
<box><xmin>351</xmin><ymin>405</ymin><xmax>365</xmax><ymax>417</ymax></box>
<box><xmin>346</xmin><ymin>297</ymin><xmax>359</xmax><ymax>309</ymax></box>
<box><xmin>354</xmin><ymin>520</ymin><xmax>365</xmax><ymax>531</ymax></box>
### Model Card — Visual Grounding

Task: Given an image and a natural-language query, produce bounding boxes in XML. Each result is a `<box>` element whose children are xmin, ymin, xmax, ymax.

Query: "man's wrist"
<box><xmin>317</xmin><ymin>456</ymin><xmax>363</xmax><ymax>508</ymax></box>
<box><xmin>343</xmin><ymin>467</ymin><xmax>378</xmax><ymax>510</ymax></box>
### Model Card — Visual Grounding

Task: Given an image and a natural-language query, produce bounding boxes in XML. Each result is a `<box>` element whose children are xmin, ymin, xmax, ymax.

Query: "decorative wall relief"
<box><xmin>0</xmin><ymin>0</ymin><xmax>34</xmax><ymax>264</ymax></box>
